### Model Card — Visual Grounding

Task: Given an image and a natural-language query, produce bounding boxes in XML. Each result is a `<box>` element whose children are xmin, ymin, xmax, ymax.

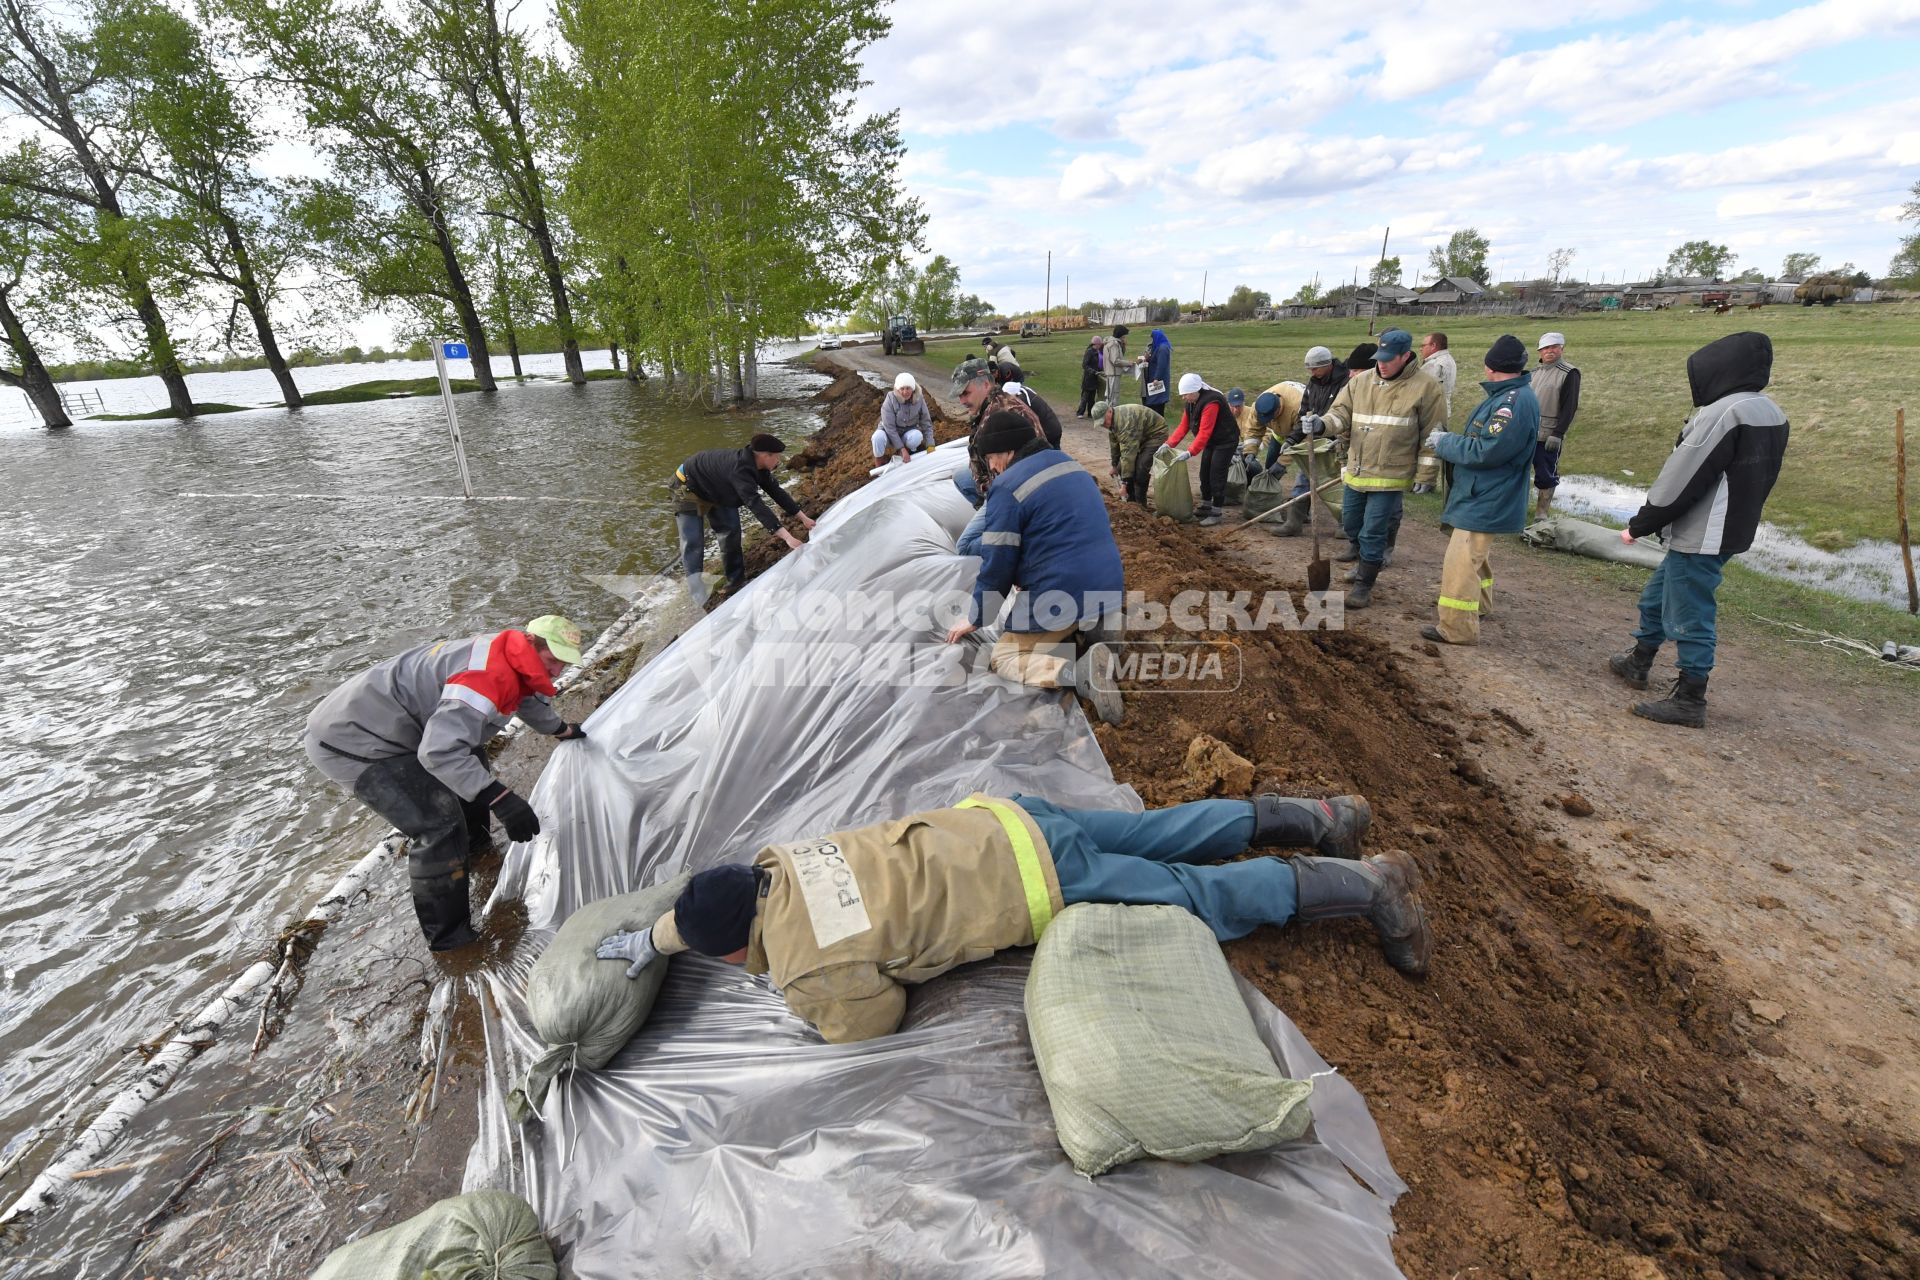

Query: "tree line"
<box><xmin>0</xmin><ymin>0</ymin><xmax>922</xmax><ymax>427</ymax></box>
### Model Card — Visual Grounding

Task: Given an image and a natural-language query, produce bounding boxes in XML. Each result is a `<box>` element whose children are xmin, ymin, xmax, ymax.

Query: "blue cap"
<box><xmin>1254</xmin><ymin>391</ymin><xmax>1280</xmax><ymax>422</ymax></box>
<box><xmin>1226</xmin><ymin>388</ymin><xmax>1246</xmax><ymax>407</ymax></box>
<box><xmin>1376</xmin><ymin>329</ymin><xmax>1413</xmax><ymax>359</ymax></box>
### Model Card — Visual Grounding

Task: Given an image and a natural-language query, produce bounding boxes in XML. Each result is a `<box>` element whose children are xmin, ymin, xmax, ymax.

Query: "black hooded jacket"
<box><xmin>1628</xmin><ymin>332</ymin><xmax>1788</xmax><ymax>555</ymax></box>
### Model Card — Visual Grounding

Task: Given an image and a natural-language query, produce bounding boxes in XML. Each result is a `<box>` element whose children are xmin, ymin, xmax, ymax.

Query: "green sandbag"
<box><xmin>310</xmin><ymin>1190</ymin><xmax>555</xmax><ymax>1280</ymax></box>
<box><xmin>1148</xmin><ymin>445</ymin><xmax>1194</xmax><ymax>522</ymax></box>
<box><xmin>1026</xmin><ymin>903</ymin><xmax>1315</xmax><ymax>1178</ymax></box>
<box><xmin>1242</xmin><ymin>467</ymin><xmax>1290</xmax><ymax>522</ymax></box>
<box><xmin>1224</xmin><ymin>453</ymin><xmax>1249</xmax><ymax>506</ymax></box>
<box><xmin>507</xmin><ymin>873</ymin><xmax>689</xmax><ymax>1123</ymax></box>
<box><xmin>1522</xmin><ymin>514</ymin><xmax>1667</xmax><ymax>569</ymax></box>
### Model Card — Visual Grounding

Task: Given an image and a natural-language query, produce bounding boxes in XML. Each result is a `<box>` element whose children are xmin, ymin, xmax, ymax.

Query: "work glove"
<box><xmin>1173</xmin><ymin>448</ymin><xmax>1192</xmax><ymax>462</ymax></box>
<box><xmin>1425</xmin><ymin>429</ymin><xmax>1448</xmax><ymax>451</ymax></box>
<box><xmin>596</xmin><ymin>927</ymin><xmax>659</xmax><ymax>979</ymax></box>
<box><xmin>554</xmin><ymin>722</ymin><xmax>588</xmax><ymax>742</ymax></box>
<box><xmin>1300</xmin><ymin>414</ymin><xmax>1325</xmax><ymax>437</ymax></box>
<box><xmin>1544</xmin><ymin>436</ymin><xmax>1563</xmax><ymax>455</ymax></box>
<box><xmin>1412</xmin><ymin>481</ymin><xmax>1435</xmax><ymax>495</ymax></box>
<box><xmin>476</xmin><ymin>781</ymin><xmax>540</xmax><ymax>843</ymax></box>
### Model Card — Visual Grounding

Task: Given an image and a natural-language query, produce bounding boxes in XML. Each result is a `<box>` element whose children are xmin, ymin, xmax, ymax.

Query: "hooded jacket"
<box><xmin>1299</xmin><ymin>362</ymin><xmax>1350</xmax><ymax>422</ymax></box>
<box><xmin>304</xmin><ymin>630</ymin><xmax>564</xmax><ymax>798</ymax></box>
<box><xmin>1141</xmin><ymin>330</ymin><xmax>1173</xmax><ymax>407</ymax></box>
<box><xmin>1627</xmin><ymin>332</ymin><xmax>1788</xmax><ymax>555</ymax></box>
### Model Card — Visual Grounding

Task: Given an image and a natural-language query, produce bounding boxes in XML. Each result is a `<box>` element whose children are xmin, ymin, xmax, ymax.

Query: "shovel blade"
<box><xmin>1306</xmin><ymin>558</ymin><xmax>1332</xmax><ymax>593</ymax></box>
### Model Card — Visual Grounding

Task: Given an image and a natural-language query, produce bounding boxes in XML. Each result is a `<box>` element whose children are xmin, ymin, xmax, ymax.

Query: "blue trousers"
<box><xmin>1340</xmin><ymin>487</ymin><xmax>1405</xmax><ymax>564</ymax></box>
<box><xmin>677</xmin><ymin>504</ymin><xmax>744</xmax><ymax>583</ymax></box>
<box><xmin>1014</xmin><ymin>796</ymin><xmax>1296</xmax><ymax>942</ymax></box>
<box><xmin>1634</xmin><ymin>549</ymin><xmax>1731</xmax><ymax>679</ymax></box>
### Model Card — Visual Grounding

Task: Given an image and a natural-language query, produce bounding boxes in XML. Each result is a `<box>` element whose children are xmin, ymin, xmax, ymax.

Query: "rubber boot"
<box><xmin>1271</xmin><ymin>503</ymin><xmax>1305</xmax><ymax>537</ymax></box>
<box><xmin>1632</xmin><ymin>672</ymin><xmax>1708</xmax><ymax>728</ymax></box>
<box><xmin>463</xmin><ymin>797</ymin><xmax>494</xmax><ymax>856</ymax></box>
<box><xmin>1066</xmin><ymin>643</ymin><xmax>1125</xmax><ymax>726</ymax></box>
<box><xmin>1196</xmin><ymin>502</ymin><xmax>1224</xmax><ymax>527</ymax></box>
<box><xmin>1608</xmin><ymin>641</ymin><xmax>1657</xmax><ymax>690</ymax></box>
<box><xmin>1292</xmin><ymin>851</ymin><xmax>1432</xmax><ymax>977</ymax></box>
<box><xmin>1332</xmin><ymin>537</ymin><xmax>1359</xmax><ymax>561</ymax></box>
<box><xmin>412</xmin><ymin>872</ymin><xmax>479</xmax><ymax>952</ymax></box>
<box><xmin>1346</xmin><ymin>559</ymin><xmax>1382</xmax><ymax>609</ymax></box>
<box><xmin>1252</xmin><ymin>794</ymin><xmax>1372</xmax><ymax>859</ymax></box>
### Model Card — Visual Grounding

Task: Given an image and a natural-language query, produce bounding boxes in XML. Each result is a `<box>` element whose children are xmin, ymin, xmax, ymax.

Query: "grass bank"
<box><xmin>92</xmin><ymin>402</ymin><xmax>250</xmax><ymax>421</ymax></box>
<box><xmin>926</xmin><ymin>303</ymin><xmax>1920</xmax><ymax>549</ymax></box>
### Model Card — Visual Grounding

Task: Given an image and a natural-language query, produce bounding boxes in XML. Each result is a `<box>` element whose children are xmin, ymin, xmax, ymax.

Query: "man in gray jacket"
<box><xmin>1531</xmin><ymin>332</ymin><xmax>1581</xmax><ymax>518</ymax></box>
<box><xmin>1609</xmin><ymin>332</ymin><xmax>1787</xmax><ymax>727</ymax></box>
<box><xmin>304</xmin><ymin>616</ymin><xmax>589</xmax><ymax>950</ymax></box>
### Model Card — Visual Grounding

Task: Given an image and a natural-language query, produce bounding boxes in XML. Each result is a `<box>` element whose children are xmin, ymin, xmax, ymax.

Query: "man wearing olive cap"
<box><xmin>303</xmin><ymin>616</ymin><xmax>590</xmax><ymax>950</ymax></box>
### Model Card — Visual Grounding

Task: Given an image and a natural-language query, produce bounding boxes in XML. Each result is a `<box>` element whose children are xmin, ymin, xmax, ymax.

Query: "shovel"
<box><xmin>1220</xmin><ymin>473</ymin><xmax>1343</xmax><ymax>538</ymax></box>
<box><xmin>1303</xmin><ymin>440</ymin><xmax>1331</xmax><ymax>593</ymax></box>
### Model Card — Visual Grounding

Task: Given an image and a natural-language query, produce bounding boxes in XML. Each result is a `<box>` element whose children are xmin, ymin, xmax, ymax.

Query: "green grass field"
<box><xmin>924</xmin><ymin>307</ymin><xmax>1920</xmax><ymax>661</ymax></box>
<box><xmin>92</xmin><ymin>402</ymin><xmax>250</xmax><ymax>421</ymax></box>
<box><xmin>927</xmin><ymin>303</ymin><xmax>1920</xmax><ymax>549</ymax></box>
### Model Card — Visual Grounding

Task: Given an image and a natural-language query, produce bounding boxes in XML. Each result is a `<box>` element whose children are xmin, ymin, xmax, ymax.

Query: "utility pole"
<box><xmin>1045</xmin><ymin>251</ymin><xmax>1051</xmax><ymax>319</ymax></box>
<box><xmin>1369</xmin><ymin>226</ymin><xmax>1391</xmax><ymax>335</ymax></box>
<box><xmin>1200</xmin><ymin>270</ymin><xmax>1208</xmax><ymax>316</ymax></box>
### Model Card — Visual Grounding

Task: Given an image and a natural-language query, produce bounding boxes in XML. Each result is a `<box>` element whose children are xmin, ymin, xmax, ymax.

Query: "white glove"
<box><xmin>1300</xmin><ymin>414</ymin><xmax>1325</xmax><ymax>437</ymax></box>
<box><xmin>1425</xmin><ymin>429</ymin><xmax>1448</xmax><ymax>451</ymax></box>
<box><xmin>1173</xmin><ymin>448</ymin><xmax>1192</xmax><ymax>462</ymax></box>
<box><xmin>596</xmin><ymin>927</ymin><xmax>660</xmax><ymax>979</ymax></box>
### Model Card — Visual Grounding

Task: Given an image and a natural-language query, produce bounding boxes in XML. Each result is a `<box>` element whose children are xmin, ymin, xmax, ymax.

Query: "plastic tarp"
<box><xmin>469</xmin><ymin>439</ymin><xmax>1408</xmax><ymax>1278</ymax></box>
<box><xmin>1522</xmin><ymin>514</ymin><xmax>1668</xmax><ymax>570</ymax></box>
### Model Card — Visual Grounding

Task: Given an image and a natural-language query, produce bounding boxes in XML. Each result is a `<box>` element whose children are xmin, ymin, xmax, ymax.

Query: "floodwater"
<box><xmin>1554</xmin><ymin>473</ymin><xmax>1917</xmax><ymax>611</ymax></box>
<box><xmin>0</xmin><ymin>350</ymin><xmax>828</xmax><ymax>1253</ymax></box>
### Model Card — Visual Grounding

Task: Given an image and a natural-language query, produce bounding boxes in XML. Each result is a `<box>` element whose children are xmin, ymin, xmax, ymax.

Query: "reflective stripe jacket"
<box><xmin>1432</xmin><ymin>373</ymin><xmax>1539</xmax><ymax>534</ymax></box>
<box><xmin>970</xmin><ymin>445</ymin><xmax>1125</xmax><ymax>630</ymax></box>
<box><xmin>1323</xmin><ymin>365</ymin><xmax>1449</xmax><ymax>490</ymax></box>
<box><xmin>305</xmin><ymin>630</ymin><xmax>564</xmax><ymax>799</ymax></box>
<box><xmin>652</xmin><ymin>796</ymin><xmax>1063</xmax><ymax>1044</ymax></box>
<box><xmin>1257</xmin><ymin>381</ymin><xmax>1305</xmax><ymax>446</ymax></box>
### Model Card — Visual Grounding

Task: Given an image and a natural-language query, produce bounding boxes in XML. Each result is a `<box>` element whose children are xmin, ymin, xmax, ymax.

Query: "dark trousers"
<box><xmin>1634</xmin><ymin>549</ymin><xmax>1732</xmax><ymax>678</ymax></box>
<box><xmin>1124</xmin><ymin>449</ymin><xmax>1155</xmax><ymax>504</ymax></box>
<box><xmin>676</xmin><ymin>502</ymin><xmax>745</xmax><ymax>584</ymax></box>
<box><xmin>352</xmin><ymin>755</ymin><xmax>477</xmax><ymax>950</ymax></box>
<box><xmin>1199</xmin><ymin>442</ymin><xmax>1238</xmax><ymax>505</ymax></box>
<box><xmin>1077</xmin><ymin>376</ymin><xmax>1099</xmax><ymax>417</ymax></box>
<box><xmin>1341</xmin><ymin>486</ymin><xmax>1405</xmax><ymax>564</ymax></box>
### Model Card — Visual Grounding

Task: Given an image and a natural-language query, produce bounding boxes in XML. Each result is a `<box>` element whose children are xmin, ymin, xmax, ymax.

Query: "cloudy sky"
<box><xmin>857</xmin><ymin>0</ymin><xmax>1920</xmax><ymax>315</ymax></box>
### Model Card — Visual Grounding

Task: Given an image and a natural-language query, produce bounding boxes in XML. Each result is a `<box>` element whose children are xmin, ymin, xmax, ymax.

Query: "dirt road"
<box><xmin>831</xmin><ymin>345</ymin><xmax>1920</xmax><ymax>1278</ymax></box>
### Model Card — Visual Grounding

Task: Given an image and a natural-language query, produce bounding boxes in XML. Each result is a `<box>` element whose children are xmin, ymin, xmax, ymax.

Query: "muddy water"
<box><xmin>0</xmin><ymin>356</ymin><xmax>827</xmax><ymax>1235</ymax></box>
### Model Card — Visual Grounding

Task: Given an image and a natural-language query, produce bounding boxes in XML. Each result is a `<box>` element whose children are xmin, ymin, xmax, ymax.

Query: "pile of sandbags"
<box><xmin>1025</xmin><ymin>903</ymin><xmax>1315</xmax><ymax>1177</ymax></box>
<box><xmin>311</xmin><ymin>1190</ymin><xmax>554</xmax><ymax>1280</ymax></box>
<box><xmin>507</xmin><ymin>873</ymin><xmax>689</xmax><ymax>1123</ymax></box>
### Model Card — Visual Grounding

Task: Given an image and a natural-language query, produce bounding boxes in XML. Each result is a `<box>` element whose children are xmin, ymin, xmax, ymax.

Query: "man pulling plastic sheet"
<box><xmin>596</xmin><ymin>790</ymin><xmax>1430</xmax><ymax>1043</ymax></box>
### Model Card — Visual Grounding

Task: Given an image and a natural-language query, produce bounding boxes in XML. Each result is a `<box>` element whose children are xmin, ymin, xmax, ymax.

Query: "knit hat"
<box><xmin>672</xmin><ymin>865</ymin><xmax>761</xmax><ymax>956</ymax></box>
<box><xmin>1375</xmin><ymin>328</ymin><xmax>1413</xmax><ymax>360</ymax></box>
<box><xmin>1485</xmin><ymin>334</ymin><xmax>1527</xmax><ymax>373</ymax></box>
<box><xmin>1345</xmin><ymin>343</ymin><xmax>1378</xmax><ymax>370</ymax></box>
<box><xmin>893</xmin><ymin>371</ymin><xmax>917</xmax><ymax>391</ymax></box>
<box><xmin>1304</xmin><ymin>345</ymin><xmax>1334</xmax><ymax>369</ymax></box>
<box><xmin>1090</xmin><ymin>400</ymin><xmax>1110</xmax><ymax>421</ymax></box>
<box><xmin>975</xmin><ymin>408</ymin><xmax>1036</xmax><ymax>454</ymax></box>
<box><xmin>748</xmin><ymin>433</ymin><xmax>785</xmax><ymax>455</ymax></box>
<box><xmin>1254</xmin><ymin>391</ymin><xmax>1280</xmax><ymax>423</ymax></box>
<box><xmin>1226</xmin><ymin>388</ymin><xmax>1246</xmax><ymax>407</ymax></box>
<box><xmin>1177</xmin><ymin>371</ymin><xmax>1204</xmax><ymax>395</ymax></box>
<box><xmin>1113</xmin><ymin>325</ymin><xmax>1130</xmax><ymax>338</ymax></box>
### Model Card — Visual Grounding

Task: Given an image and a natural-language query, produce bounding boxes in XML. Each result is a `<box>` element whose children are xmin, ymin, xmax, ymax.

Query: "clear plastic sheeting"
<box><xmin>473</xmin><ymin>442</ymin><xmax>1408</xmax><ymax>1278</ymax></box>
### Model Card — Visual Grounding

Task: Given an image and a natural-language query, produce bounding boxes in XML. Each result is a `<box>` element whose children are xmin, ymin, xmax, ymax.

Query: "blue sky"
<box><xmin>857</xmin><ymin>0</ymin><xmax>1920</xmax><ymax>314</ymax></box>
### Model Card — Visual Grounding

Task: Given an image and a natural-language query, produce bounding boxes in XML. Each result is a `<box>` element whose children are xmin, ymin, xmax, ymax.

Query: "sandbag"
<box><xmin>1522</xmin><ymin>515</ymin><xmax>1667</xmax><ymax>569</ymax></box>
<box><xmin>507</xmin><ymin>873</ymin><xmax>689</xmax><ymax>1122</ymax></box>
<box><xmin>1224</xmin><ymin>453</ymin><xmax>1249</xmax><ymax>506</ymax></box>
<box><xmin>1241</xmin><ymin>466</ymin><xmax>1290</xmax><ymax>522</ymax></box>
<box><xmin>1025</xmin><ymin>903</ymin><xmax>1315</xmax><ymax>1178</ymax></box>
<box><xmin>310</xmin><ymin>1190</ymin><xmax>556</xmax><ymax>1280</ymax></box>
<box><xmin>1147</xmin><ymin>445</ymin><xmax>1193</xmax><ymax>522</ymax></box>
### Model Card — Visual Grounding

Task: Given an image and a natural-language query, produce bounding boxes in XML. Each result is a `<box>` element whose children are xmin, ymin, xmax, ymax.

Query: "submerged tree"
<box><xmin>0</xmin><ymin>0</ymin><xmax>197</xmax><ymax>417</ymax></box>
<box><xmin>557</xmin><ymin>0</ymin><xmax>922</xmax><ymax>403</ymax></box>
<box><xmin>0</xmin><ymin>175</ymin><xmax>79</xmax><ymax>427</ymax></box>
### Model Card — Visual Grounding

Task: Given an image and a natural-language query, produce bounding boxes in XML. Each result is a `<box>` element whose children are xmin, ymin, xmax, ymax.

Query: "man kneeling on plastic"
<box><xmin>596</xmin><ymin>793</ymin><xmax>1430</xmax><ymax>1044</ymax></box>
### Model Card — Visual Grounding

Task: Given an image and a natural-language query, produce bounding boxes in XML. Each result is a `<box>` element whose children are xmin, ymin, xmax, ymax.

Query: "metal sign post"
<box><xmin>432</xmin><ymin>340</ymin><xmax>476</xmax><ymax>499</ymax></box>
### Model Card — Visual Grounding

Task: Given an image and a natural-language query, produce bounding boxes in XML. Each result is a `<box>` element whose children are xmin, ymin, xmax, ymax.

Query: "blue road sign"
<box><xmin>442</xmin><ymin>342</ymin><xmax>469</xmax><ymax>359</ymax></box>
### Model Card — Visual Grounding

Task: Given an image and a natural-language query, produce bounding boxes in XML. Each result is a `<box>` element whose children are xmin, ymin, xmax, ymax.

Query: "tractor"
<box><xmin>882</xmin><ymin>315</ymin><xmax>925</xmax><ymax>357</ymax></box>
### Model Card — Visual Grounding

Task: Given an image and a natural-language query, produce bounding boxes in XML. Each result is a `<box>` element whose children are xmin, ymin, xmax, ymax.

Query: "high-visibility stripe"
<box><xmin>955</xmin><ymin>797</ymin><xmax>1053</xmax><ymax>941</ymax></box>
<box><xmin>1438</xmin><ymin>596</ymin><xmax>1480</xmax><ymax>612</ymax></box>
<box><xmin>1013</xmin><ymin>460</ymin><xmax>1081</xmax><ymax>502</ymax></box>
<box><xmin>1342</xmin><ymin>469</ymin><xmax>1412</xmax><ymax>490</ymax></box>
<box><xmin>979</xmin><ymin>531</ymin><xmax>1022</xmax><ymax>546</ymax></box>
<box><xmin>1479</xmin><ymin>577</ymin><xmax>1494</xmax><ymax>588</ymax></box>
<box><xmin>443</xmin><ymin>683</ymin><xmax>502</xmax><ymax>715</ymax></box>
<box><xmin>1354</xmin><ymin>412</ymin><xmax>1416</xmax><ymax>427</ymax></box>
<box><xmin>469</xmin><ymin>634</ymin><xmax>492</xmax><ymax>670</ymax></box>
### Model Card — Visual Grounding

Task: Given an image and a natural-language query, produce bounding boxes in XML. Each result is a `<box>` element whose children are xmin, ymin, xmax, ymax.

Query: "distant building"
<box><xmin>1415</xmin><ymin>276</ymin><xmax>1488</xmax><ymax>304</ymax></box>
<box><xmin>1354</xmin><ymin>284</ymin><xmax>1420</xmax><ymax>306</ymax></box>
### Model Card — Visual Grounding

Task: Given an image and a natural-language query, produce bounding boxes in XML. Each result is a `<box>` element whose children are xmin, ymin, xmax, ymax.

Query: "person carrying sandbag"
<box><xmin>594</xmin><ymin>792</ymin><xmax>1429</xmax><ymax>1044</ymax></box>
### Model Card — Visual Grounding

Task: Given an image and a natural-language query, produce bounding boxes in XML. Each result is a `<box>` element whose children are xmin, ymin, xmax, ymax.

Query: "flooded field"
<box><xmin>0</xmin><ymin>355</ymin><xmax>827</xmax><ymax>1263</ymax></box>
